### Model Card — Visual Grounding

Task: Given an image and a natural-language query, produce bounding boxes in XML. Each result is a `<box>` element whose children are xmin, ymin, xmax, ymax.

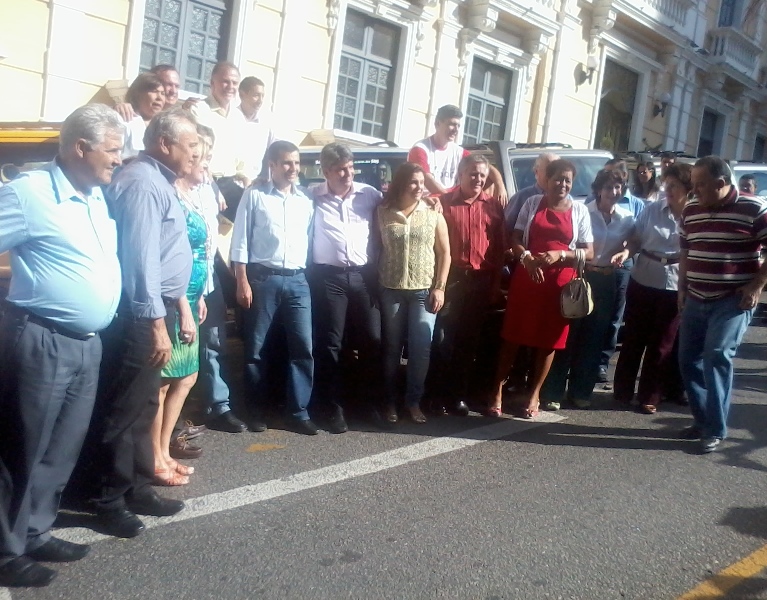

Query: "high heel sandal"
<box><xmin>484</xmin><ymin>406</ymin><xmax>502</xmax><ymax>417</ymax></box>
<box><xmin>408</xmin><ymin>407</ymin><xmax>427</xmax><ymax>424</ymax></box>
<box><xmin>153</xmin><ymin>467</ymin><xmax>189</xmax><ymax>486</ymax></box>
<box><xmin>384</xmin><ymin>405</ymin><xmax>399</xmax><ymax>424</ymax></box>
<box><xmin>167</xmin><ymin>459</ymin><xmax>194</xmax><ymax>476</ymax></box>
<box><xmin>521</xmin><ymin>403</ymin><xmax>540</xmax><ymax>420</ymax></box>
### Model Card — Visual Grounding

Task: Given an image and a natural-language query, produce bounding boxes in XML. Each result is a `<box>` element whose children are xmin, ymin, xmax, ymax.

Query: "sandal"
<box><xmin>408</xmin><ymin>407</ymin><xmax>427</xmax><ymax>424</ymax></box>
<box><xmin>153</xmin><ymin>467</ymin><xmax>189</xmax><ymax>487</ymax></box>
<box><xmin>521</xmin><ymin>402</ymin><xmax>540</xmax><ymax>420</ymax></box>
<box><xmin>640</xmin><ymin>404</ymin><xmax>657</xmax><ymax>415</ymax></box>
<box><xmin>167</xmin><ymin>459</ymin><xmax>194</xmax><ymax>476</ymax></box>
<box><xmin>384</xmin><ymin>405</ymin><xmax>399</xmax><ymax>424</ymax></box>
<box><xmin>484</xmin><ymin>406</ymin><xmax>502</xmax><ymax>417</ymax></box>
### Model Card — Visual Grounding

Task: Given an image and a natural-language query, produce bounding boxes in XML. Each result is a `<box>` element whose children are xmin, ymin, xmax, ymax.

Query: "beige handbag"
<box><xmin>560</xmin><ymin>248</ymin><xmax>594</xmax><ymax>319</ymax></box>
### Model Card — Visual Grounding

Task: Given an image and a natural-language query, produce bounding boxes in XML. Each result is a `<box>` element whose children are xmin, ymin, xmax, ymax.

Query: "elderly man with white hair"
<box><xmin>0</xmin><ymin>104</ymin><xmax>124</xmax><ymax>587</ymax></box>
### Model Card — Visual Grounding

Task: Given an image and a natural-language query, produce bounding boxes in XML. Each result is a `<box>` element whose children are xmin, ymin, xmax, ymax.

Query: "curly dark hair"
<box><xmin>125</xmin><ymin>72</ymin><xmax>165</xmax><ymax>110</ymax></box>
<box><xmin>664</xmin><ymin>163</ymin><xmax>693</xmax><ymax>193</ymax></box>
<box><xmin>385</xmin><ymin>162</ymin><xmax>425</xmax><ymax>206</ymax></box>
<box><xmin>591</xmin><ymin>169</ymin><xmax>625</xmax><ymax>196</ymax></box>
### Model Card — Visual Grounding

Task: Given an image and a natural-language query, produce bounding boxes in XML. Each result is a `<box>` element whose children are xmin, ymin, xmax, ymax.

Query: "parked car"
<box><xmin>729</xmin><ymin>161</ymin><xmax>767</xmax><ymax>196</ymax></box>
<box><xmin>0</xmin><ymin>123</ymin><xmax>61</xmax><ymax>306</ymax></box>
<box><xmin>0</xmin><ymin>122</ymin><xmax>59</xmax><ymax>184</ymax></box>
<box><xmin>464</xmin><ymin>141</ymin><xmax>614</xmax><ymax>201</ymax></box>
<box><xmin>298</xmin><ymin>144</ymin><xmax>408</xmax><ymax>193</ymax></box>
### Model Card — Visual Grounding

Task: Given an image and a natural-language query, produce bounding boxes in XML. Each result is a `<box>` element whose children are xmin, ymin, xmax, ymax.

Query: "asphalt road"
<box><xmin>5</xmin><ymin>311</ymin><xmax>767</xmax><ymax>600</ymax></box>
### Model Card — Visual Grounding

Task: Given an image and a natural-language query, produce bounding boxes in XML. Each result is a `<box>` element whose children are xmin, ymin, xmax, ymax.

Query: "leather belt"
<box><xmin>248</xmin><ymin>263</ymin><xmax>305</xmax><ymax>277</ymax></box>
<box><xmin>314</xmin><ymin>264</ymin><xmax>366</xmax><ymax>273</ymax></box>
<box><xmin>585</xmin><ymin>264</ymin><xmax>615</xmax><ymax>274</ymax></box>
<box><xmin>641</xmin><ymin>250</ymin><xmax>680</xmax><ymax>265</ymax></box>
<box><xmin>5</xmin><ymin>303</ymin><xmax>95</xmax><ymax>341</ymax></box>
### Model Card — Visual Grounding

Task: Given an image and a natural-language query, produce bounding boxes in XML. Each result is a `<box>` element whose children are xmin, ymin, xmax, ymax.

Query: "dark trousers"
<box><xmin>600</xmin><ymin>259</ymin><xmax>632</xmax><ymax>369</ymax></box>
<box><xmin>0</xmin><ymin>311</ymin><xmax>101</xmax><ymax>562</ymax></box>
<box><xmin>542</xmin><ymin>270</ymin><xmax>616</xmax><ymax>402</ymax></box>
<box><xmin>613</xmin><ymin>279</ymin><xmax>683</xmax><ymax>406</ymax></box>
<box><xmin>429</xmin><ymin>268</ymin><xmax>494</xmax><ymax>402</ymax></box>
<box><xmin>308</xmin><ymin>264</ymin><xmax>381</xmax><ymax>415</ymax></box>
<box><xmin>91</xmin><ymin>314</ymin><xmax>167</xmax><ymax>510</ymax></box>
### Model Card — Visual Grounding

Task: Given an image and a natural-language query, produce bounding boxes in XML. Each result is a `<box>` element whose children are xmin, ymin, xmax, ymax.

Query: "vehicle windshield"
<box><xmin>733</xmin><ymin>168</ymin><xmax>767</xmax><ymax>197</ymax></box>
<box><xmin>300</xmin><ymin>154</ymin><xmax>407</xmax><ymax>193</ymax></box>
<box><xmin>509</xmin><ymin>154</ymin><xmax>608</xmax><ymax>200</ymax></box>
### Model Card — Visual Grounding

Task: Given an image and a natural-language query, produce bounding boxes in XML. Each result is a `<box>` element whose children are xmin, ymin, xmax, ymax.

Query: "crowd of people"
<box><xmin>1</xmin><ymin>59</ymin><xmax>766</xmax><ymax>589</ymax></box>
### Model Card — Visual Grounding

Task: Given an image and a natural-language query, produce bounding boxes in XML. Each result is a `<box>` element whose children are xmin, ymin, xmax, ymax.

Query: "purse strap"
<box><xmin>573</xmin><ymin>248</ymin><xmax>585</xmax><ymax>278</ymax></box>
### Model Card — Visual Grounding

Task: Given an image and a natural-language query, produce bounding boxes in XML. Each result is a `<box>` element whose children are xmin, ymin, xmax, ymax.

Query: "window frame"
<box><xmin>333</xmin><ymin>9</ymin><xmax>401</xmax><ymax>140</ymax></box>
<box><xmin>132</xmin><ymin>0</ymin><xmax>231</xmax><ymax>97</ymax></box>
<box><xmin>464</xmin><ymin>58</ymin><xmax>513</xmax><ymax>145</ymax></box>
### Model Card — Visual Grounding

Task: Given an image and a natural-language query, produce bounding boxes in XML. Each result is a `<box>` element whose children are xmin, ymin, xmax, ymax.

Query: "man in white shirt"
<box><xmin>189</xmin><ymin>61</ymin><xmax>247</xmax><ymax>216</ymax></box>
<box><xmin>237</xmin><ymin>76</ymin><xmax>276</xmax><ymax>185</ymax></box>
<box><xmin>230</xmin><ymin>141</ymin><xmax>317</xmax><ymax>435</ymax></box>
<box><xmin>309</xmin><ymin>143</ymin><xmax>384</xmax><ymax>433</ymax></box>
<box><xmin>408</xmin><ymin>104</ymin><xmax>507</xmax><ymax>204</ymax></box>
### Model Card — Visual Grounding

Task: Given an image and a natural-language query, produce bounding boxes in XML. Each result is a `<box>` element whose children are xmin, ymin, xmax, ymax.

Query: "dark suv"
<box><xmin>298</xmin><ymin>145</ymin><xmax>408</xmax><ymax>193</ymax></box>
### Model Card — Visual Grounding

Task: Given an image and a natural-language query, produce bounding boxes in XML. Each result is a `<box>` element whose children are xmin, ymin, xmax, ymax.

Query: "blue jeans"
<box><xmin>380</xmin><ymin>288</ymin><xmax>437</xmax><ymax>408</ymax></box>
<box><xmin>243</xmin><ymin>269</ymin><xmax>313</xmax><ymax>421</ymax></box>
<box><xmin>542</xmin><ymin>270</ymin><xmax>616</xmax><ymax>402</ymax></box>
<box><xmin>678</xmin><ymin>294</ymin><xmax>754</xmax><ymax>439</ymax></box>
<box><xmin>199</xmin><ymin>283</ymin><xmax>231</xmax><ymax>417</ymax></box>
<box><xmin>600</xmin><ymin>258</ymin><xmax>632</xmax><ymax>369</ymax></box>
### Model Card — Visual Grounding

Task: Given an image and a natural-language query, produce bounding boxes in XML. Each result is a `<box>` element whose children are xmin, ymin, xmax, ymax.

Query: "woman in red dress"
<box><xmin>488</xmin><ymin>160</ymin><xmax>594</xmax><ymax>418</ymax></box>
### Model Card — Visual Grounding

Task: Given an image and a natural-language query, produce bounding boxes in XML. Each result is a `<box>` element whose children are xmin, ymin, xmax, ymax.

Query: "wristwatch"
<box><xmin>519</xmin><ymin>250</ymin><xmax>531</xmax><ymax>263</ymax></box>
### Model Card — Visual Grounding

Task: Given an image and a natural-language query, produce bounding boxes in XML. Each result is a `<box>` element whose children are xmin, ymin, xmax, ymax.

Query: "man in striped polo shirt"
<box><xmin>678</xmin><ymin>155</ymin><xmax>767</xmax><ymax>453</ymax></box>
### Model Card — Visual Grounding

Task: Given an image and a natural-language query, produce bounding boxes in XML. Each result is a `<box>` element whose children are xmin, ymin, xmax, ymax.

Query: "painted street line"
<box><xmin>55</xmin><ymin>413</ymin><xmax>564</xmax><ymax>546</ymax></box>
<box><xmin>677</xmin><ymin>543</ymin><xmax>767</xmax><ymax>600</ymax></box>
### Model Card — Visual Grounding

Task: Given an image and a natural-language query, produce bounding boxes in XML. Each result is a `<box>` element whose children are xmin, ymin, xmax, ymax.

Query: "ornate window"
<box><xmin>464</xmin><ymin>59</ymin><xmax>512</xmax><ymax>144</ymax></box>
<box><xmin>334</xmin><ymin>10</ymin><xmax>400</xmax><ymax>139</ymax></box>
<box><xmin>140</xmin><ymin>0</ymin><xmax>229</xmax><ymax>94</ymax></box>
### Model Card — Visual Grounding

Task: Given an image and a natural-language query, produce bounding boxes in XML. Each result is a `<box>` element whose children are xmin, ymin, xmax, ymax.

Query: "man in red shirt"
<box><xmin>408</xmin><ymin>104</ymin><xmax>507</xmax><ymax>204</ymax></box>
<box><xmin>428</xmin><ymin>154</ymin><xmax>506</xmax><ymax>416</ymax></box>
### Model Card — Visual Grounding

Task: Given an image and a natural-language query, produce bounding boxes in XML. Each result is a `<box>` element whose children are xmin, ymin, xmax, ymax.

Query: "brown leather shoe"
<box><xmin>169</xmin><ymin>435</ymin><xmax>202</xmax><ymax>459</ymax></box>
<box><xmin>178</xmin><ymin>420</ymin><xmax>207</xmax><ymax>440</ymax></box>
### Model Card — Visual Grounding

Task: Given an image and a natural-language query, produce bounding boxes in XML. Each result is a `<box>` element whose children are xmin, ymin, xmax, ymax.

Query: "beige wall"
<box><xmin>2</xmin><ymin>0</ymin><xmax>766</xmax><ymax>160</ymax></box>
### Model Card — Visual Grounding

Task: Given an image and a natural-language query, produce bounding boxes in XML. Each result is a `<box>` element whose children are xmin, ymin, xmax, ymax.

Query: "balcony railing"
<box><xmin>708</xmin><ymin>26</ymin><xmax>761</xmax><ymax>80</ymax></box>
<box><xmin>610</xmin><ymin>0</ymin><xmax>695</xmax><ymax>38</ymax></box>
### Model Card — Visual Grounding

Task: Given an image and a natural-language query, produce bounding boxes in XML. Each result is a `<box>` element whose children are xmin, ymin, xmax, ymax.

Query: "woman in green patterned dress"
<box><xmin>151</xmin><ymin>132</ymin><xmax>212</xmax><ymax>486</ymax></box>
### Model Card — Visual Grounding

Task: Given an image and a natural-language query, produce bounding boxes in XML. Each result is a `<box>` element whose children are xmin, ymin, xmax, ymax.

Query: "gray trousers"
<box><xmin>0</xmin><ymin>311</ymin><xmax>101</xmax><ymax>563</ymax></box>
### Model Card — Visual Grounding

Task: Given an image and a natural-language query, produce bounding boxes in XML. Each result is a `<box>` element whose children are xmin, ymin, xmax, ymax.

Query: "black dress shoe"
<box><xmin>0</xmin><ymin>556</ymin><xmax>57</xmax><ymax>587</ymax></box>
<box><xmin>95</xmin><ymin>507</ymin><xmax>145</xmax><ymax>538</ymax></box>
<box><xmin>207</xmin><ymin>410</ymin><xmax>248</xmax><ymax>433</ymax></box>
<box><xmin>326</xmin><ymin>412</ymin><xmax>348</xmax><ymax>434</ymax></box>
<box><xmin>27</xmin><ymin>537</ymin><xmax>90</xmax><ymax>562</ymax></box>
<box><xmin>290</xmin><ymin>419</ymin><xmax>319</xmax><ymax>435</ymax></box>
<box><xmin>128</xmin><ymin>490</ymin><xmax>185</xmax><ymax>517</ymax></box>
<box><xmin>450</xmin><ymin>400</ymin><xmax>470</xmax><ymax>417</ymax></box>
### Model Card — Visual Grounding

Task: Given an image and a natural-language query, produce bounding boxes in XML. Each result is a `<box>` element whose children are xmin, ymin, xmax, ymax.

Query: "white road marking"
<box><xmin>56</xmin><ymin>414</ymin><xmax>564</xmax><ymax>546</ymax></box>
<box><xmin>0</xmin><ymin>587</ymin><xmax>11</xmax><ymax>600</ymax></box>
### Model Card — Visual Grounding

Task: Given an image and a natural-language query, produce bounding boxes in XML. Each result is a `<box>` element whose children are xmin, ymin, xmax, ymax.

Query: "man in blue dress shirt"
<box><xmin>231</xmin><ymin>140</ymin><xmax>317</xmax><ymax>435</ymax></box>
<box><xmin>87</xmin><ymin>107</ymin><xmax>198</xmax><ymax>539</ymax></box>
<box><xmin>0</xmin><ymin>104</ymin><xmax>124</xmax><ymax>587</ymax></box>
